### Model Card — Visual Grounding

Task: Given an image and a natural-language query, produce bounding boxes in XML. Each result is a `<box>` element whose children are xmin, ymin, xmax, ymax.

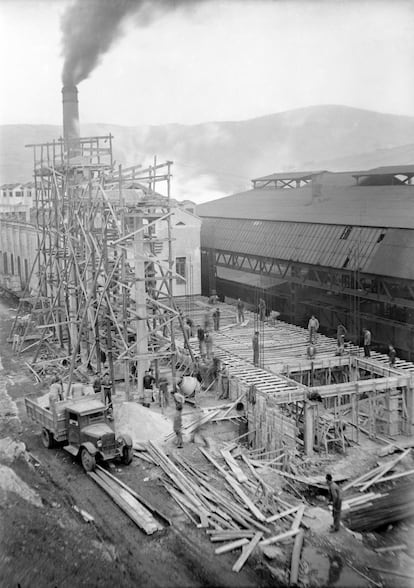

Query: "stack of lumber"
<box><xmin>342</xmin><ymin>482</ymin><xmax>414</xmax><ymax>532</ymax></box>
<box><xmin>88</xmin><ymin>466</ymin><xmax>164</xmax><ymax>534</ymax></box>
<box><xmin>147</xmin><ymin>441</ymin><xmax>307</xmax><ymax>573</ymax></box>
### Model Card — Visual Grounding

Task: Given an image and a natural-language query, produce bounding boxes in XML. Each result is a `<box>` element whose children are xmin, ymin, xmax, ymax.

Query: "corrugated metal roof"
<box><xmin>366</xmin><ymin>229</ymin><xmax>414</xmax><ymax>280</ymax></box>
<box><xmin>197</xmin><ymin>180</ymin><xmax>414</xmax><ymax>229</ymax></box>
<box><xmin>202</xmin><ymin>218</ymin><xmax>384</xmax><ymax>272</ymax></box>
<box><xmin>358</xmin><ymin>165</ymin><xmax>414</xmax><ymax>176</ymax></box>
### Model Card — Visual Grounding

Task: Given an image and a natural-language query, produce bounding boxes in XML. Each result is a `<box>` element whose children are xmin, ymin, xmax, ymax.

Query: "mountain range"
<box><xmin>1</xmin><ymin>105</ymin><xmax>414</xmax><ymax>203</ymax></box>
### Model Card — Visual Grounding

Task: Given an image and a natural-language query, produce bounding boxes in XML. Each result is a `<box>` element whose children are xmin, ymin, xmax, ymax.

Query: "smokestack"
<box><xmin>62</xmin><ymin>85</ymin><xmax>80</xmax><ymax>157</ymax></box>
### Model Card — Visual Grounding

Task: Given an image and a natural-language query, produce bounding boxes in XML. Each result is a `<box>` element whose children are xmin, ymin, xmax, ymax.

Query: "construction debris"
<box><xmin>146</xmin><ymin>441</ymin><xmax>308</xmax><ymax>573</ymax></box>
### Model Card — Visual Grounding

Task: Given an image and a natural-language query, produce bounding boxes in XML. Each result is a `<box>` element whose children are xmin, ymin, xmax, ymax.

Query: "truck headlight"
<box><xmin>97</xmin><ymin>440</ymin><xmax>103</xmax><ymax>448</ymax></box>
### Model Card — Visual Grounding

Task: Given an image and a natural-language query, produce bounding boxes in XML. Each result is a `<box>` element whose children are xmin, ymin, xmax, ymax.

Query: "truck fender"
<box><xmin>79</xmin><ymin>442</ymin><xmax>98</xmax><ymax>457</ymax></box>
<box><xmin>117</xmin><ymin>433</ymin><xmax>132</xmax><ymax>447</ymax></box>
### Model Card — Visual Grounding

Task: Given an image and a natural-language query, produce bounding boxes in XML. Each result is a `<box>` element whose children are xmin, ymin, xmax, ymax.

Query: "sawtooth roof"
<box><xmin>197</xmin><ymin>171</ymin><xmax>414</xmax><ymax>230</ymax></box>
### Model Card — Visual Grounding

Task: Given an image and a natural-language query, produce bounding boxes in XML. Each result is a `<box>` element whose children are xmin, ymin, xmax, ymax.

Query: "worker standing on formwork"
<box><xmin>326</xmin><ymin>473</ymin><xmax>342</xmax><ymax>532</ymax></box>
<box><xmin>258</xmin><ymin>298</ymin><xmax>266</xmax><ymax>322</ymax></box>
<box><xmin>388</xmin><ymin>344</ymin><xmax>396</xmax><ymax>367</ymax></box>
<box><xmin>308</xmin><ymin>315</ymin><xmax>319</xmax><ymax>343</ymax></box>
<box><xmin>205</xmin><ymin>331</ymin><xmax>214</xmax><ymax>360</ymax></box>
<box><xmin>237</xmin><ymin>298</ymin><xmax>245</xmax><ymax>323</ymax></box>
<box><xmin>213</xmin><ymin>307</ymin><xmax>220</xmax><ymax>331</ymax></box>
<box><xmin>363</xmin><ymin>328</ymin><xmax>372</xmax><ymax>357</ymax></box>
<box><xmin>252</xmin><ymin>331</ymin><xmax>259</xmax><ymax>366</ymax></box>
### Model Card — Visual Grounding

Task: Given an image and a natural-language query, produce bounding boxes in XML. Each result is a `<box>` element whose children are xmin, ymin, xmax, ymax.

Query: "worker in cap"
<box><xmin>326</xmin><ymin>473</ymin><xmax>342</xmax><ymax>532</ymax></box>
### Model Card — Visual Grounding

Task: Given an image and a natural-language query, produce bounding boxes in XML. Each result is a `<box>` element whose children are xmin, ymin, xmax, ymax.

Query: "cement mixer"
<box><xmin>179</xmin><ymin>376</ymin><xmax>201</xmax><ymax>399</ymax></box>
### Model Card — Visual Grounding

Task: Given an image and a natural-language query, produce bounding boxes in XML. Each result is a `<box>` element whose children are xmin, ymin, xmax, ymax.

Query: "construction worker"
<box><xmin>388</xmin><ymin>344</ymin><xmax>396</xmax><ymax>367</ymax></box>
<box><xmin>213</xmin><ymin>307</ymin><xmax>220</xmax><ymax>331</ymax></box>
<box><xmin>326</xmin><ymin>473</ymin><xmax>342</xmax><ymax>532</ymax></box>
<box><xmin>92</xmin><ymin>373</ymin><xmax>102</xmax><ymax>395</ymax></box>
<box><xmin>49</xmin><ymin>376</ymin><xmax>63</xmax><ymax>408</ymax></box>
<box><xmin>102</xmin><ymin>371</ymin><xmax>113</xmax><ymax>416</ymax></box>
<box><xmin>258</xmin><ymin>298</ymin><xmax>266</xmax><ymax>322</ymax></box>
<box><xmin>205</xmin><ymin>331</ymin><xmax>213</xmax><ymax>360</ymax></box>
<box><xmin>363</xmin><ymin>328</ymin><xmax>371</xmax><ymax>357</ymax></box>
<box><xmin>308</xmin><ymin>315</ymin><xmax>319</xmax><ymax>343</ymax></box>
<box><xmin>143</xmin><ymin>369</ymin><xmax>155</xmax><ymax>407</ymax></box>
<box><xmin>336</xmin><ymin>323</ymin><xmax>347</xmax><ymax>347</ymax></box>
<box><xmin>158</xmin><ymin>375</ymin><xmax>169</xmax><ymax>407</ymax></box>
<box><xmin>307</xmin><ymin>343</ymin><xmax>316</xmax><ymax>359</ymax></box>
<box><xmin>172</xmin><ymin>390</ymin><xmax>184</xmax><ymax>448</ymax></box>
<box><xmin>252</xmin><ymin>331</ymin><xmax>259</xmax><ymax>366</ymax></box>
<box><xmin>236</xmin><ymin>298</ymin><xmax>245</xmax><ymax>323</ymax></box>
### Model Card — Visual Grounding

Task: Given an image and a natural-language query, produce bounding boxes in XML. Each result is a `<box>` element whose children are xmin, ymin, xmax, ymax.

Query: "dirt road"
<box><xmin>0</xmin><ymin>296</ymin><xmax>274</xmax><ymax>587</ymax></box>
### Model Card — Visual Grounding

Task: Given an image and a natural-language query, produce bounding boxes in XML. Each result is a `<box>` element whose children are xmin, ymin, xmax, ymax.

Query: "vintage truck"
<box><xmin>25</xmin><ymin>395</ymin><xmax>133</xmax><ymax>472</ymax></box>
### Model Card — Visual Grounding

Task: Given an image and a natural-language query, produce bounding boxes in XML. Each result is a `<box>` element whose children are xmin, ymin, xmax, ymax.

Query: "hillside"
<box><xmin>1</xmin><ymin>105</ymin><xmax>414</xmax><ymax>203</ymax></box>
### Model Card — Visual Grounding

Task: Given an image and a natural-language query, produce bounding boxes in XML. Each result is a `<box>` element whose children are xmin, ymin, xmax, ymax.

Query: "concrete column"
<box><xmin>384</xmin><ymin>390</ymin><xmax>400</xmax><ymax>436</ymax></box>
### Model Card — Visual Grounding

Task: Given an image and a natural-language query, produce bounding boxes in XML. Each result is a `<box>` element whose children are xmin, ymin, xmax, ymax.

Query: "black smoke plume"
<box><xmin>61</xmin><ymin>0</ymin><xmax>206</xmax><ymax>86</ymax></box>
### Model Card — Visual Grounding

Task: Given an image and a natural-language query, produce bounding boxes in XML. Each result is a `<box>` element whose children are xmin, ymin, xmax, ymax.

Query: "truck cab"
<box><xmin>64</xmin><ymin>398</ymin><xmax>132</xmax><ymax>471</ymax></box>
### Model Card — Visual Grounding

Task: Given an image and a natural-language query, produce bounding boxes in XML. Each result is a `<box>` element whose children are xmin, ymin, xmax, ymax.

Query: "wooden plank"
<box><xmin>88</xmin><ymin>471</ymin><xmax>162</xmax><ymax>534</ymax></box>
<box><xmin>261</xmin><ymin>529</ymin><xmax>299</xmax><ymax>547</ymax></box>
<box><xmin>360</xmin><ymin>448</ymin><xmax>411</xmax><ymax>492</ymax></box>
<box><xmin>215</xmin><ymin>538</ymin><xmax>249</xmax><ymax>555</ymax></box>
<box><xmin>290</xmin><ymin>529</ymin><xmax>304</xmax><ymax>585</ymax></box>
<box><xmin>367</xmin><ymin>566</ymin><xmax>414</xmax><ymax>580</ymax></box>
<box><xmin>266</xmin><ymin>505</ymin><xmax>300</xmax><ymax>524</ymax></box>
<box><xmin>375</xmin><ymin>544</ymin><xmax>406</xmax><ymax>553</ymax></box>
<box><xmin>232</xmin><ymin>532</ymin><xmax>263</xmax><ymax>573</ymax></box>
<box><xmin>221</xmin><ymin>449</ymin><xmax>248</xmax><ymax>483</ymax></box>
<box><xmin>291</xmin><ymin>504</ymin><xmax>305</xmax><ymax>532</ymax></box>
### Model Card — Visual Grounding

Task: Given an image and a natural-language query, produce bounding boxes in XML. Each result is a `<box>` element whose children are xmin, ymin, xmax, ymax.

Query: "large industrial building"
<box><xmin>198</xmin><ymin>167</ymin><xmax>414</xmax><ymax>360</ymax></box>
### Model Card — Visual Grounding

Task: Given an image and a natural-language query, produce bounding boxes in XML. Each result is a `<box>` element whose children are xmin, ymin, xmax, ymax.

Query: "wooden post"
<box><xmin>304</xmin><ymin>402</ymin><xmax>314</xmax><ymax>456</ymax></box>
<box><xmin>134</xmin><ymin>213</ymin><xmax>148</xmax><ymax>400</ymax></box>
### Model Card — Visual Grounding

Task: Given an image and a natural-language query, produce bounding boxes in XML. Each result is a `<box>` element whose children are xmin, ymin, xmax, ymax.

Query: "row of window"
<box><xmin>1</xmin><ymin>191</ymin><xmax>32</xmax><ymax>198</ymax></box>
<box><xmin>0</xmin><ymin>251</ymin><xmax>29</xmax><ymax>281</ymax></box>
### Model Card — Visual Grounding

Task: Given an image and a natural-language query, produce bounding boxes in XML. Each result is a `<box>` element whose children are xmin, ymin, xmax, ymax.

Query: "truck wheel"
<box><xmin>41</xmin><ymin>428</ymin><xmax>54</xmax><ymax>449</ymax></box>
<box><xmin>81</xmin><ymin>448</ymin><xmax>96</xmax><ymax>472</ymax></box>
<box><xmin>121</xmin><ymin>446</ymin><xmax>133</xmax><ymax>465</ymax></box>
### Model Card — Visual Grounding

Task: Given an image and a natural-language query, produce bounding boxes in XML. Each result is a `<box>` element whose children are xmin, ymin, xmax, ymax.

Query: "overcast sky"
<box><xmin>0</xmin><ymin>0</ymin><xmax>413</xmax><ymax>127</ymax></box>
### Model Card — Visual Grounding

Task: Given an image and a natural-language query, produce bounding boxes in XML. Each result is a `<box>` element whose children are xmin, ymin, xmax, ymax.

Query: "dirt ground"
<box><xmin>1</xmin><ymin>293</ymin><xmax>413</xmax><ymax>588</ymax></box>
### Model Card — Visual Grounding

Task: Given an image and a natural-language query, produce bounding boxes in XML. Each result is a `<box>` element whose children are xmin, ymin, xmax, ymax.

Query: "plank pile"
<box><xmin>88</xmin><ymin>466</ymin><xmax>164</xmax><ymax>534</ymax></box>
<box><xmin>342</xmin><ymin>482</ymin><xmax>414</xmax><ymax>532</ymax></box>
<box><xmin>147</xmin><ymin>441</ymin><xmax>307</xmax><ymax>573</ymax></box>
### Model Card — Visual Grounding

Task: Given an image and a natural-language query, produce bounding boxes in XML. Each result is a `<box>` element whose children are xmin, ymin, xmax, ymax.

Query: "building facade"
<box><xmin>198</xmin><ymin>166</ymin><xmax>414</xmax><ymax>359</ymax></box>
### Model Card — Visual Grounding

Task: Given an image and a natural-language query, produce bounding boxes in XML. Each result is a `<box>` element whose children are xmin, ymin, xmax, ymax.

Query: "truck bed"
<box><xmin>25</xmin><ymin>396</ymin><xmax>68</xmax><ymax>442</ymax></box>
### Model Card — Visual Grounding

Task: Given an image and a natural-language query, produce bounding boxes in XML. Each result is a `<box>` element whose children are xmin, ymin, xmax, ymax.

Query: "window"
<box><xmin>3</xmin><ymin>253</ymin><xmax>8</xmax><ymax>274</ymax></box>
<box><xmin>176</xmin><ymin>257</ymin><xmax>186</xmax><ymax>284</ymax></box>
<box><xmin>340</xmin><ymin>226</ymin><xmax>352</xmax><ymax>240</ymax></box>
<box><xmin>10</xmin><ymin>254</ymin><xmax>14</xmax><ymax>275</ymax></box>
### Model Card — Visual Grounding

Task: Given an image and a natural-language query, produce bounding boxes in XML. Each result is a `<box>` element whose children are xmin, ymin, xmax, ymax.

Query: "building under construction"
<box><xmin>198</xmin><ymin>167</ymin><xmax>414</xmax><ymax>360</ymax></box>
